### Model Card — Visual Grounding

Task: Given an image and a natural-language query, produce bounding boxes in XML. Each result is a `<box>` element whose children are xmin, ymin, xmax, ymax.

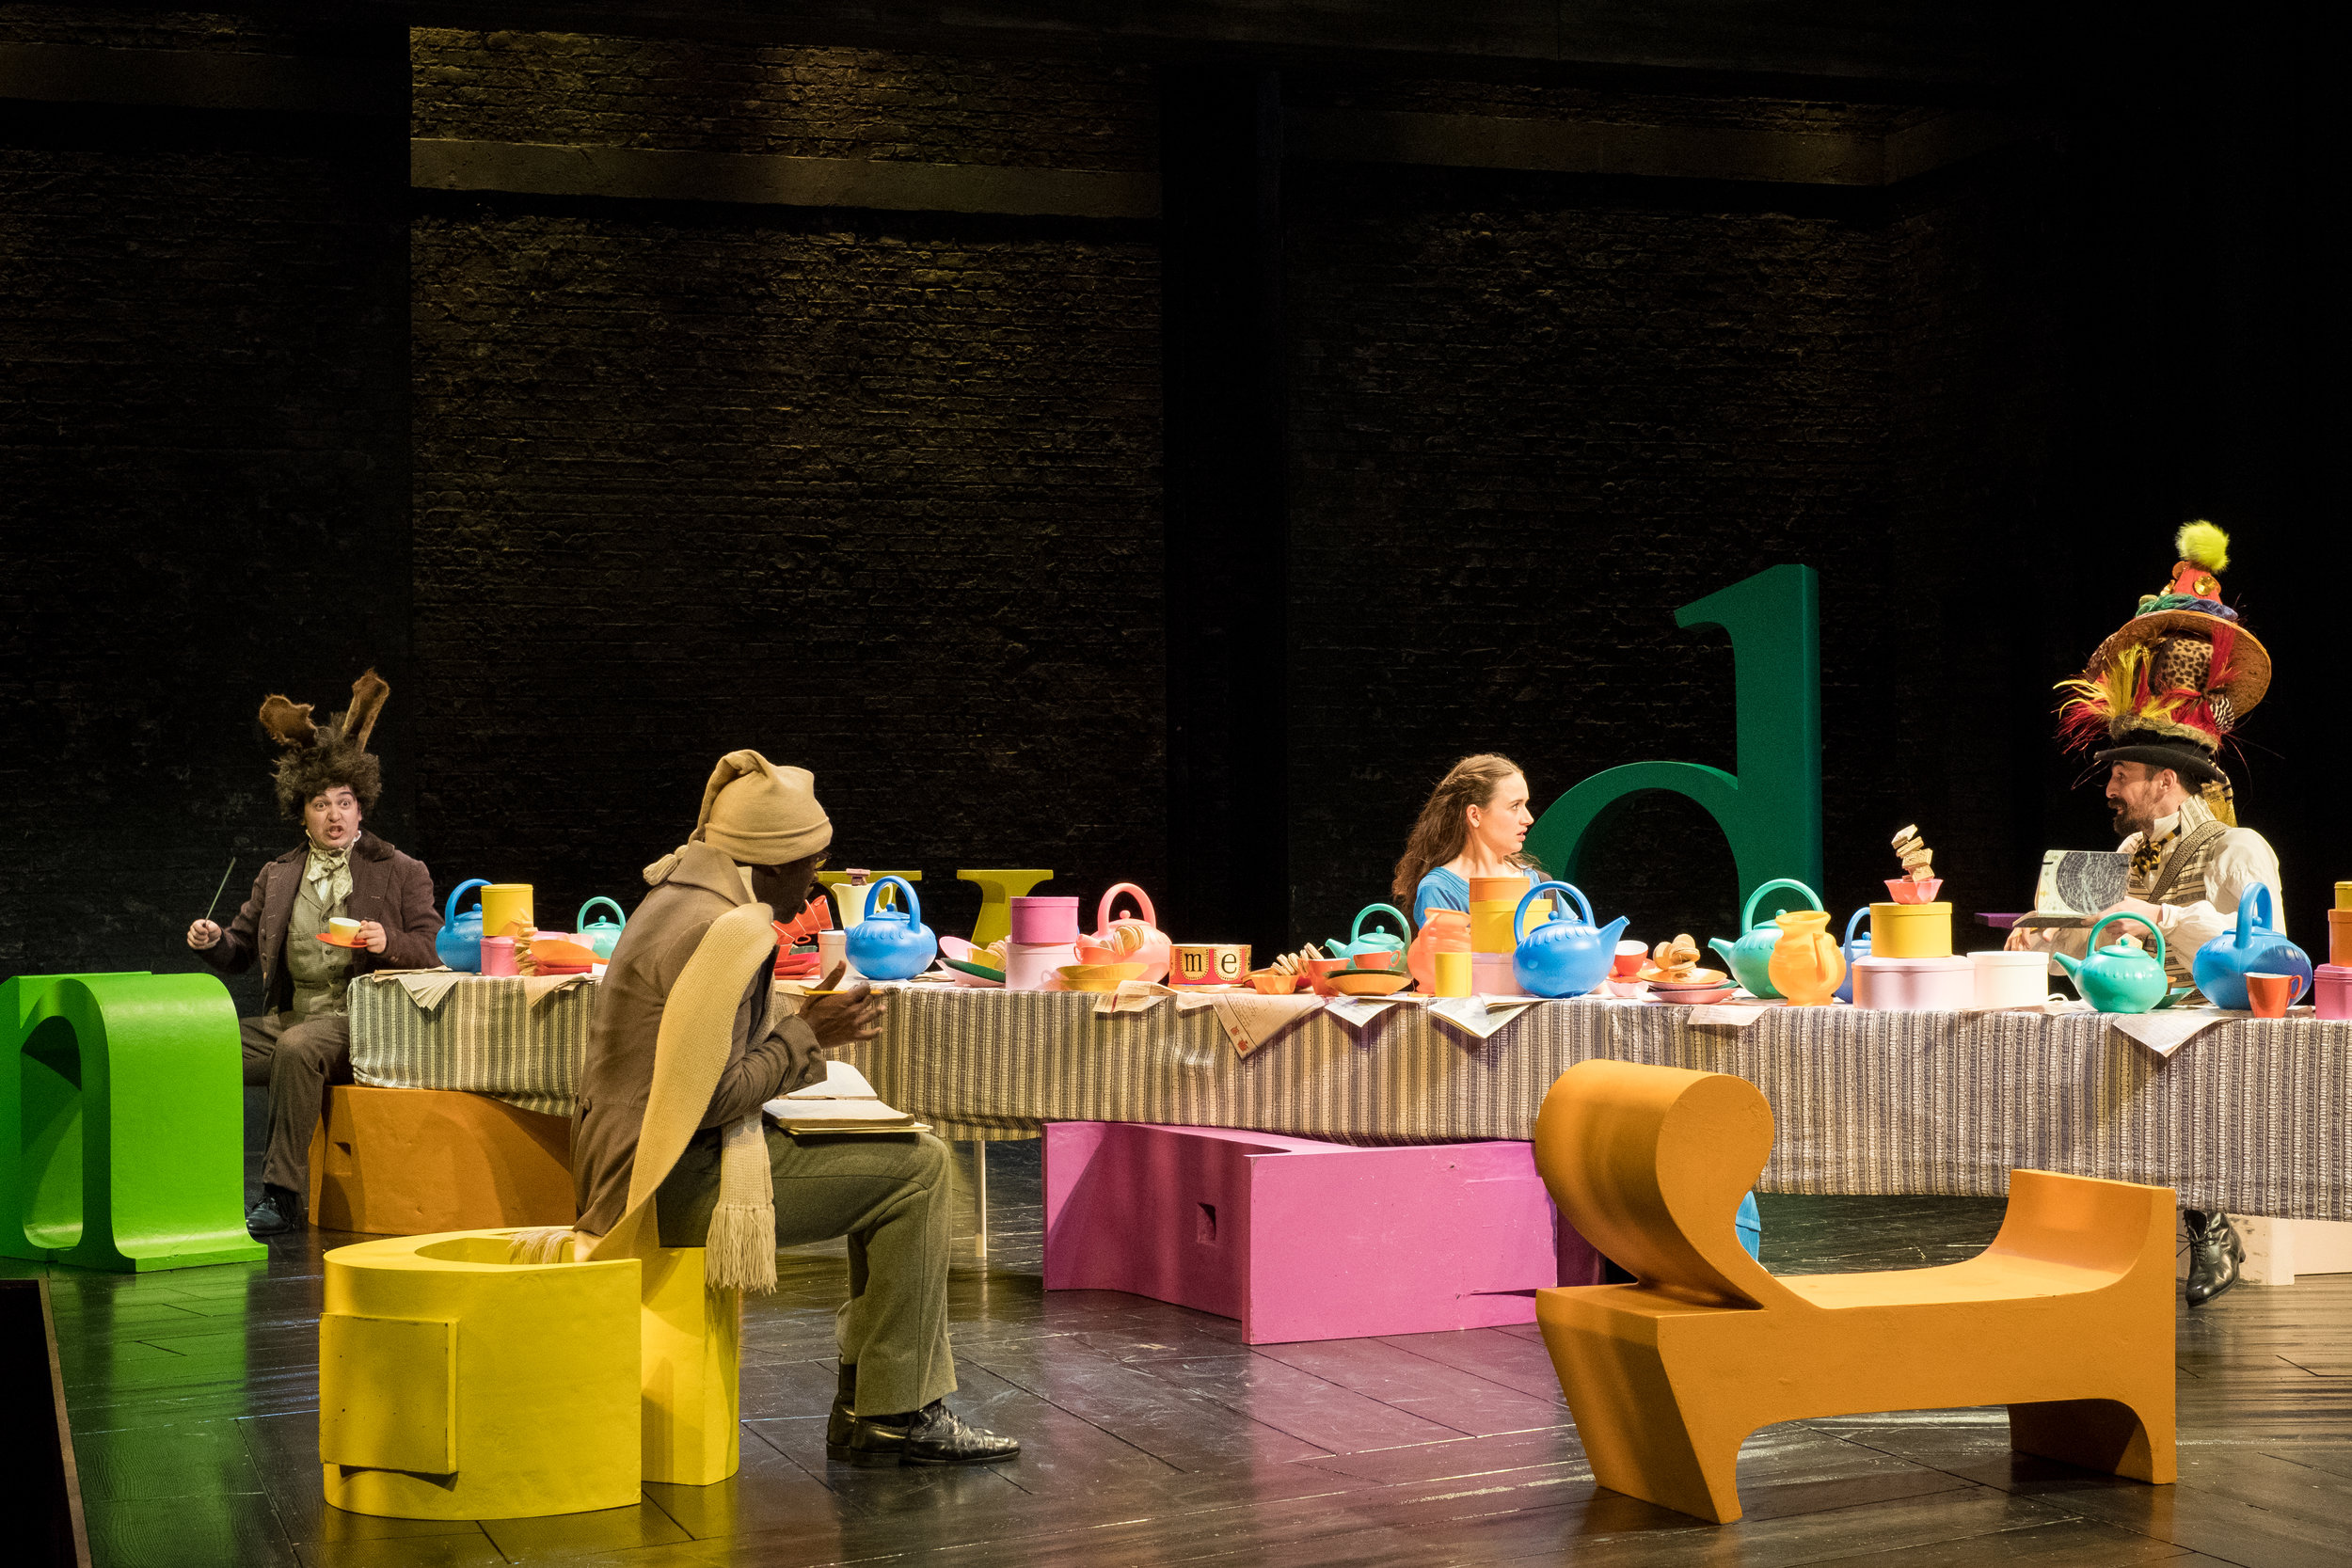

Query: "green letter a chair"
<box><xmin>2</xmin><ymin>973</ymin><xmax>265</xmax><ymax>1271</ymax></box>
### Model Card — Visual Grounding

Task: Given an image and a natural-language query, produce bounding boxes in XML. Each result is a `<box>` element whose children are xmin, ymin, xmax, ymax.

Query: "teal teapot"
<box><xmin>1511</xmin><ymin>880</ymin><xmax>1628</xmax><ymax>998</ymax></box>
<box><xmin>843</xmin><ymin>875</ymin><xmax>937</xmax><ymax>981</ymax></box>
<box><xmin>2053</xmin><ymin>911</ymin><xmax>2168</xmax><ymax>1014</ymax></box>
<box><xmin>436</xmin><ymin>879</ymin><xmax>491</xmax><ymax>972</ymax></box>
<box><xmin>576</xmin><ymin>896</ymin><xmax>628</xmax><ymax>961</ymax></box>
<box><xmin>1328</xmin><ymin>903</ymin><xmax>1412</xmax><ymax>970</ymax></box>
<box><xmin>1708</xmin><ymin>879</ymin><xmax>1823</xmax><ymax>999</ymax></box>
<box><xmin>2191</xmin><ymin>885</ymin><xmax>2311</xmax><ymax>1010</ymax></box>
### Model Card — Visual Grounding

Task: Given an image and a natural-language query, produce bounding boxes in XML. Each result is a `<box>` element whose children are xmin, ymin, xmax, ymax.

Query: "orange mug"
<box><xmin>2245</xmin><ymin>972</ymin><xmax>2296</xmax><ymax>1019</ymax></box>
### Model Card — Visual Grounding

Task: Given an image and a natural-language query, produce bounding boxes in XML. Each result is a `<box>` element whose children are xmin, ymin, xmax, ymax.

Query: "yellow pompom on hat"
<box><xmin>644</xmin><ymin>750</ymin><xmax>832</xmax><ymax>882</ymax></box>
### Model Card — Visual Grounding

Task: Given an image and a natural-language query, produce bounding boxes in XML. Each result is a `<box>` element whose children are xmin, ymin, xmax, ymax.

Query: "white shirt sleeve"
<box><xmin>2152</xmin><ymin>829</ymin><xmax>2285</xmax><ymax>955</ymax></box>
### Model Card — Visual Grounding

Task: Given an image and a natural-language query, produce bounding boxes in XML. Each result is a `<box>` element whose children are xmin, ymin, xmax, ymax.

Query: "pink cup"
<box><xmin>481</xmin><ymin>936</ymin><xmax>516</xmax><ymax>976</ymax></box>
<box><xmin>2314</xmin><ymin>965</ymin><xmax>2352</xmax><ymax>1022</ymax></box>
<box><xmin>1009</xmin><ymin>895</ymin><xmax>1080</xmax><ymax>945</ymax></box>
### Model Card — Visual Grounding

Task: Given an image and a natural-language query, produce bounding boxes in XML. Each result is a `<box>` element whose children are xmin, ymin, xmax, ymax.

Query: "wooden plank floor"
<box><xmin>12</xmin><ymin>1135</ymin><xmax>2351</xmax><ymax>1568</ymax></box>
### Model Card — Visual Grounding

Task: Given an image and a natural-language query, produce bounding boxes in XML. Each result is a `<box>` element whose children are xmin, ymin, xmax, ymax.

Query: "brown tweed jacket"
<box><xmin>198</xmin><ymin>832</ymin><xmax>440</xmax><ymax>1013</ymax></box>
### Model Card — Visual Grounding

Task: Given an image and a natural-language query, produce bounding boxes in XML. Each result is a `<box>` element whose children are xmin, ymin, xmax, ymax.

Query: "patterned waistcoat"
<box><xmin>2129</xmin><ymin>800</ymin><xmax>2232</xmax><ymax>983</ymax></box>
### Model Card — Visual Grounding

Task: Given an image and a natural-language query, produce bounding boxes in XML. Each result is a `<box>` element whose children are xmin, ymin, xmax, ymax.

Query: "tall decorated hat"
<box><xmin>2056</xmin><ymin>522</ymin><xmax>2268</xmax><ymax>816</ymax></box>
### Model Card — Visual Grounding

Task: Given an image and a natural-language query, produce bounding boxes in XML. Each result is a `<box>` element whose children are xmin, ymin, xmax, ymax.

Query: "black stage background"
<box><xmin>2</xmin><ymin>6</ymin><xmax>2343</xmax><ymax>1005</ymax></box>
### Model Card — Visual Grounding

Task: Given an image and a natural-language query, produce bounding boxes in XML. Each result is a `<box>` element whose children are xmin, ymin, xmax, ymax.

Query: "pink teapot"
<box><xmin>1086</xmin><ymin>882</ymin><xmax>1170</xmax><ymax>983</ymax></box>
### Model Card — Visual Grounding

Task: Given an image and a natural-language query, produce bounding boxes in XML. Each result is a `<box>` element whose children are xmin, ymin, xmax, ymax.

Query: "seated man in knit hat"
<box><xmin>187</xmin><ymin>671</ymin><xmax>443</xmax><ymax>1237</ymax></box>
<box><xmin>572</xmin><ymin>750</ymin><xmax>1017</xmax><ymax>1466</ymax></box>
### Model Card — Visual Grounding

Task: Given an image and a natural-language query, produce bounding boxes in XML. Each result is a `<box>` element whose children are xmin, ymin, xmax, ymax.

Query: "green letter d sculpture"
<box><xmin>1526</xmin><ymin>564</ymin><xmax>1823</xmax><ymax>918</ymax></box>
<box><xmin>2</xmin><ymin>973</ymin><xmax>265</xmax><ymax>1271</ymax></box>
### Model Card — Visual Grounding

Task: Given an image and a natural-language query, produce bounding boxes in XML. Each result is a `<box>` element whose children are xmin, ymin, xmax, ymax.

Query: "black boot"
<box><xmin>2184</xmin><ymin>1209</ymin><xmax>2245</xmax><ymax>1307</ymax></box>
<box><xmin>833</xmin><ymin>1400</ymin><xmax>1020</xmax><ymax>1467</ymax></box>
<box><xmin>827</xmin><ymin>1364</ymin><xmax>856</xmax><ymax>1450</ymax></box>
<box><xmin>245</xmin><ymin>1184</ymin><xmax>302</xmax><ymax>1237</ymax></box>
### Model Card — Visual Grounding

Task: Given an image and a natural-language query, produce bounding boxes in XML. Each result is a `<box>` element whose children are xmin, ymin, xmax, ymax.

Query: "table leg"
<box><xmin>973</xmin><ymin>1139</ymin><xmax>988</xmax><ymax>1259</ymax></box>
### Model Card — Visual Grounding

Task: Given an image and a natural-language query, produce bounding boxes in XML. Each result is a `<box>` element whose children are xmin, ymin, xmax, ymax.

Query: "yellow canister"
<box><xmin>479</xmin><ymin>883</ymin><xmax>535</xmax><ymax>942</ymax></box>
<box><xmin>1470</xmin><ymin>897</ymin><xmax>1547</xmax><ymax>955</ymax></box>
<box><xmin>1869</xmin><ymin>901</ymin><xmax>1952</xmax><ymax>958</ymax></box>
<box><xmin>2337</xmin><ymin>881</ymin><xmax>2352</xmax><ymax>911</ymax></box>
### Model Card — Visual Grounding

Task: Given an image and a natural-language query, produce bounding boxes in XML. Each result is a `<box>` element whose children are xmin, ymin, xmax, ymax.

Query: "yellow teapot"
<box><xmin>1766</xmin><ymin>909</ymin><xmax>1846</xmax><ymax>1006</ymax></box>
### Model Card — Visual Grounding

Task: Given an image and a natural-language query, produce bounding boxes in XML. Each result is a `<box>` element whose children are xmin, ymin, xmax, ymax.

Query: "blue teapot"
<box><xmin>1708</xmin><ymin>879</ymin><xmax>1822</xmax><ymax>1000</ymax></box>
<box><xmin>576</xmin><ymin>896</ymin><xmax>628</xmax><ymax>961</ymax></box>
<box><xmin>2192</xmin><ymin>884</ymin><xmax>2311</xmax><ymax>1010</ymax></box>
<box><xmin>1834</xmin><ymin>906</ymin><xmax>1871</xmax><ymax>1005</ymax></box>
<box><xmin>843</xmin><ymin>875</ymin><xmax>937</xmax><ymax>981</ymax></box>
<box><xmin>2054</xmin><ymin>911</ymin><xmax>2169</xmax><ymax>1014</ymax></box>
<box><xmin>436</xmin><ymin>879</ymin><xmax>491</xmax><ymax>972</ymax></box>
<box><xmin>1329</xmin><ymin>903</ymin><xmax>1412</xmax><ymax>969</ymax></box>
<box><xmin>1511</xmin><ymin>880</ymin><xmax>1629</xmax><ymax>999</ymax></box>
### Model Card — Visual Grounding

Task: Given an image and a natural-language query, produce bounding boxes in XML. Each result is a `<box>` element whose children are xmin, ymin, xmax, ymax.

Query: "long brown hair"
<box><xmin>1391</xmin><ymin>753</ymin><xmax>1540</xmax><ymax>908</ymax></box>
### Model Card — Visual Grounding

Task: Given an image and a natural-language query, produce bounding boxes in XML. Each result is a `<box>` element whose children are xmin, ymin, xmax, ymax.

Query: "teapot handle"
<box><xmin>1741</xmin><ymin>878</ymin><xmax>1822</xmax><ymax>932</ymax></box>
<box><xmin>444</xmin><ymin>878</ymin><xmax>490</xmax><ymax>924</ymax></box>
<box><xmin>2086</xmin><ymin>911</ymin><xmax>2167</xmax><ymax>972</ymax></box>
<box><xmin>1516</xmin><ymin>880</ymin><xmax>1594</xmax><ymax>945</ymax></box>
<box><xmin>576</xmin><ymin>895</ymin><xmax>626</xmax><ymax>930</ymax></box>
<box><xmin>2234</xmin><ymin>882</ymin><xmax>2274</xmax><ymax>945</ymax></box>
<box><xmin>1097</xmin><ymin>881</ymin><xmax>1157</xmax><ymax>932</ymax></box>
<box><xmin>1351</xmin><ymin>902</ymin><xmax>1413</xmax><ymax>948</ymax></box>
<box><xmin>1841</xmin><ymin>905</ymin><xmax>1869</xmax><ymax>958</ymax></box>
<box><xmin>870</xmin><ymin>875</ymin><xmax>922</xmax><ymax>928</ymax></box>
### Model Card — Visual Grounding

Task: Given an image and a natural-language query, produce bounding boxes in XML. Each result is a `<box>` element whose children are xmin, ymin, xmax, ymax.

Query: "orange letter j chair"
<box><xmin>1531</xmin><ymin>1060</ymin><xmax>2176</xmax><ymax>1524</ymax></box>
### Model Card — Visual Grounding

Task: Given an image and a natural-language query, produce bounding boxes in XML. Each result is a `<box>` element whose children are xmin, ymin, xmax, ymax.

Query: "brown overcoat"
<box><xmin>571</xmin><ymin>842</ymin><xmax>823</xmax><ymax>1237</ymax></box>
<box><xmin>199</xmin><ymin>832</ymin><xmax>441</xmax><ymax>1011</ymax></box>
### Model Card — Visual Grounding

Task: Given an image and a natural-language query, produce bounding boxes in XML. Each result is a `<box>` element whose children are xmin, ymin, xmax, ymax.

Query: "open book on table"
<box><xmin>762</xmin><ymin>1059</ymin><xmax>929</xmax><ymax>1136</ymax></box>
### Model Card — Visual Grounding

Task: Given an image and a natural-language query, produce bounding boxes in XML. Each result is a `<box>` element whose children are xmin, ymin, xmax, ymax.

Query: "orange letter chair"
<box><xmin>1531</xmin><ymin>1059</ymin><xmax>2175</xmax><ymax>1523</ymax></box>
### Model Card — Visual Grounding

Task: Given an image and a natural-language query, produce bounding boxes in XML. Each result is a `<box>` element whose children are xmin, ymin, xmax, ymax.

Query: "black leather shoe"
<box><xmin>245</xmin><ymin>1184</ymin><xmax>302</xmax><ymax>1237</ymax></box>
<box><xmin>827</xmin><ymin>1364</ymin><xmax>856</xmax><ymax>1450</ymax></box>
<box><xmin>2184</xmin><ymin>1208</ymin><xmax>2244</xmax><ymax>1307</ymax></box>
<box><xmin>831</xmin><ymin>1401</ymin><xmax>1019</xmax><ymax>1466</ymax></box>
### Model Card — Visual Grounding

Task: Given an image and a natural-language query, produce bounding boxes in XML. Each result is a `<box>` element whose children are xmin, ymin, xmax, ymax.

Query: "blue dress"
<box><xmin>1412</xmin><ymin>863</ymin><xmax>1544</xmax><ymax>927</ymax></box>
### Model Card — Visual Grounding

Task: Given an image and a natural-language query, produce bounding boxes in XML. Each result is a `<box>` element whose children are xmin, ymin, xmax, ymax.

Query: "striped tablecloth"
<box><xmin>347</xmin><ymin>973</ymin><xmax>592</xmax><ymax>1117</ymax></box>
<box><xmin>344</xmin><ymin>977</ymin><xmax>2352</xmax><ymax>1220</ymax></box>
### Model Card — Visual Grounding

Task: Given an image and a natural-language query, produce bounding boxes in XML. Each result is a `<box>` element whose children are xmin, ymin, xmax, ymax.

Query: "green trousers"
<box><xmin>656</xmin><ymin>1126</ymin><xmax>955</xmax><ymax>1419</ymax></box>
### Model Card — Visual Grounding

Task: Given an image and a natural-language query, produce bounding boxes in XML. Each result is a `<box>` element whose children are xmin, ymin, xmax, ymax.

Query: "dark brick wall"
<box><xmin>0</xmin><ymin>14</ymin><xmax>406</xmax><ymax>996</ymax></box>
<box><xmin>408</xmin><ymin>34</ymin><xmax>1165</xmax><ymax>943</ymax></box>
<box><xmin>1284</xmin><ymin>138</ymin><xmax>2072</xmax><ymax>952</ymax></box>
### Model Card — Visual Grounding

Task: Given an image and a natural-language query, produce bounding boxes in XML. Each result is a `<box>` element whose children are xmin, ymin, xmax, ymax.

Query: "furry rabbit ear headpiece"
<box><xmin>261</xmin><ymin>669</ymin><xmax>389</xmax><ymax>821</ymax></box>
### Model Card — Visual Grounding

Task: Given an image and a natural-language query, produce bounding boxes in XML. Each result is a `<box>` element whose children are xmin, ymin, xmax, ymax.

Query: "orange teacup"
<box><xmin>2245</xmin><ymin>972</ymin><xmax>2297</xmax><ymax>1019</ymax></box>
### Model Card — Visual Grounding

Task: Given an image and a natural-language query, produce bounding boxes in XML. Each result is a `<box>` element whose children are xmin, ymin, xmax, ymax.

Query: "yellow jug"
<box><xmin>1766</xmin><ymin>910</ymin><xmax>1845</xmax><ymax>1006</ymax></box>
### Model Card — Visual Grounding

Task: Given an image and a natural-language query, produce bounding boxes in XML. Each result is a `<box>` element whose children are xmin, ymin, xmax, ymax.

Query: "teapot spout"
<box><xmin>2052</xmin><ymin>952</ymin><xmax>2082</xmax><ymax>981</ymax></box>
<box><xmin>1708</xmin><ymin>937</ymin><xmax>1737</xmax><ymax>967</ymax></box>
<box><xmin>1597</xmin><ymin>916</ymin><xmax>1629</xmax><ymax>948</ymax></box>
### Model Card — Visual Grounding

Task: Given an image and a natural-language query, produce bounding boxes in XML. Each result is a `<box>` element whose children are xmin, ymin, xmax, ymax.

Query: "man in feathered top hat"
<box><xmin>186</xmin><ymin>671</ymin><xmax>442</xmax><ymax>1237</ymax></box>
<box><xmin>2009</xmin><ymin>522</ymin><xmax>2285</xmax><ymax>1305</ymax></box>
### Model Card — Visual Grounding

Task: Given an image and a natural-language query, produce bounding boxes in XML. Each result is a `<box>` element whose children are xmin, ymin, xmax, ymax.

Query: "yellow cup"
<box><xmin>1434</xmin><ymin>950</ymin><xmax>1473</xmax><ymax>997</ymax></box>
<box><xmin>1869</xmin><ymin>901</ymin><xmax>1953</xmax><ymax>958</ymax></box>
<box><xmin>480</xmin><ymin>883</ymin><xmax>535</xmax><ymax>942</ymax></box>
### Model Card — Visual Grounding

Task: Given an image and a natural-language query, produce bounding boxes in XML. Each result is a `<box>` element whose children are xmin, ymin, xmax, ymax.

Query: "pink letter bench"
<box><xmin>1043</xmin><ymin>1121</ymin><xmax>1593</xmax><ymax>1343</ymax></box>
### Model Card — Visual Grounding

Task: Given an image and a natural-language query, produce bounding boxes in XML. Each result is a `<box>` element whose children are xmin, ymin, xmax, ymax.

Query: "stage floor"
<box><xmin>18</xmin><ymin>1139</ymin><xmax>2352</xmax><ymax>1568</ymax></box>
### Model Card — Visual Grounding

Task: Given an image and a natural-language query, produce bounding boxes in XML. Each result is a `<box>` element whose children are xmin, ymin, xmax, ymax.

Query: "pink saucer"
<box><xmin>1883</xmin><ymin>879</ymin><xmax>1944</xmax><ymax>905</ymax></box>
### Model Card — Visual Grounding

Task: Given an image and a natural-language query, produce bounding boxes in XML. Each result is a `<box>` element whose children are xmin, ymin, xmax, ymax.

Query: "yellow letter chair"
<box><xmin>1531</xmin><ymin>1059</ymin><xmax>2175</xmax><ymax>1524</ymax></box>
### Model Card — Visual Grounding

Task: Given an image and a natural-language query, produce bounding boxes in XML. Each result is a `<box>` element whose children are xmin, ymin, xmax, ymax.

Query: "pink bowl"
<box><xmin>1883</xmin><ymin>879</ymin><xmax>1945</xmax><ymax>905</ymax></box>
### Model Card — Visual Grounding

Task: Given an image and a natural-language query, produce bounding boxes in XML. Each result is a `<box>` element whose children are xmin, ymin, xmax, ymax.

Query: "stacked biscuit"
<box><xmin>1891</xmin><ymin>824</ymin><xmax>1933</xmax><ymax>883</ymax></box>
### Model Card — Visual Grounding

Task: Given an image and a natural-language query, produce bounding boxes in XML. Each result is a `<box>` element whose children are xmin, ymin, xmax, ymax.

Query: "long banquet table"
<box><xmin>346</xmin><ymin>976</ymin><xmax>2352</xmax><ymax>1221</ymax></box>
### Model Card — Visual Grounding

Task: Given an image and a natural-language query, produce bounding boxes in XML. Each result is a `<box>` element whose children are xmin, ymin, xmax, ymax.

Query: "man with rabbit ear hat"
<box><xmin>187</xmin><ymin>669</ymin><xmax>443</xmax><ymax>1237</ymax></box>
<box><xmin>564</xmin><ymin>749</ymin><xmax>1018</xmax><ymax>1467</ymax></box>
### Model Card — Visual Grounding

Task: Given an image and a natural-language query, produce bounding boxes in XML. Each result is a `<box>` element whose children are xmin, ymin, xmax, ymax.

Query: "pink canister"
<box><xmin>1004</xmin><ymin>940</ymin><xmax>1077</xmax><ymax>991</ymax></box>
<box><xmin>481</xmin><ymin>936</ymin><xmax>517</xmax><ymax>976</ymax></box>
<box><xmin>1009</xmin><ymin>895</ymin><xmax>1080</xmax><ymax>945</ymax></box>
<box><xmin>1851</xmin><ymin>955</ymin><xmax>1974</xmax><ymax>1011</ymax></box>
<box><xmin>1471</xmin><ymin>952</ymin><xmax>1531</xmax><ymax>998</ymax></box>
<box><xmin>2315</xmin><ymin>964</ymin><xmax>2352</xmax><ymax>1022</ymax></box>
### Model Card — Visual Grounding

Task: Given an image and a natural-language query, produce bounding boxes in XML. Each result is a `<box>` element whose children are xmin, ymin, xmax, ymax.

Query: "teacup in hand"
<box><xmin>327</xmin><ymin>917</ymin><xmax>362</xmax><ymax>943</ymax></box>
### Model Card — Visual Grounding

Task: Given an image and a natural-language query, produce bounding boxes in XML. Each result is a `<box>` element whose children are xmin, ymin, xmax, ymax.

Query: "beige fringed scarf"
<box><xmin>512</xmin><ymin>900</ymin><xmax>779</xmax><ymax>1292</ymax></box>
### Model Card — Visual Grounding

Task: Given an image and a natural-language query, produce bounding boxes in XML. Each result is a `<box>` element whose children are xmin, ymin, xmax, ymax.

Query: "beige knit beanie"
<box><xmin>643</xmin><ymin>749</ymin><xmax>832</xmax><ymax>883</ymax></box>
